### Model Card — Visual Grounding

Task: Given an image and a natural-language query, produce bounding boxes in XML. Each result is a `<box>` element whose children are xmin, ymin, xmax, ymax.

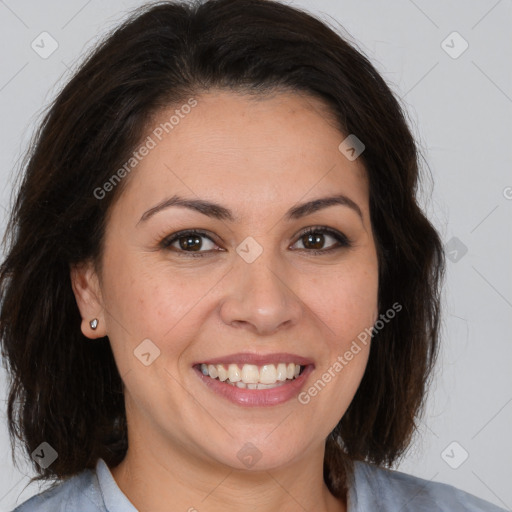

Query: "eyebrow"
<box><xmin>138</xmin><ymin>193</ymin><xmax>363</xmax><ymax>225</ymax></box>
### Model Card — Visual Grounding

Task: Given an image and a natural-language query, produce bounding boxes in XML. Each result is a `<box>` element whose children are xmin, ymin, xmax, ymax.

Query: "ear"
<box><xmin>70</xmin><ymin>261</ymin><xmax>107</xmax><ymax>339</ymax></box>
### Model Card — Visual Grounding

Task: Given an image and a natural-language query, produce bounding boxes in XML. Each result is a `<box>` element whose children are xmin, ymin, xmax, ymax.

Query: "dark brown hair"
<box><xmin>0</xmin><ymin>0</ymin><xmax>445</xmax><ymax>500</ymax></box>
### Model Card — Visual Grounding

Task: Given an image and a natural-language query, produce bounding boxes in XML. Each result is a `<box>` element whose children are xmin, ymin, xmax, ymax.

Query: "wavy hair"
<box><xmin>0</xmin><ymin>0</ymin><xmax>445</xmax><ymax>500</ymax></box>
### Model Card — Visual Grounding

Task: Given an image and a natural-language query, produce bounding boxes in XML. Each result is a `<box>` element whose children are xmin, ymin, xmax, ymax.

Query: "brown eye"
<box><xmin>161</xmin><ymin>230</ymin><xmax>219</xmax><ymax>256</ymax></box>
<box><xmin>292</xmin><ymin>227</ymin><xmax>351</xmax><ymax>254</ymax></box>
<box><xmin>301</xmin><ymin>232</ymin><xmax>326</xmax><ymax>250</ymax></box>
<box><xmin>176</xmin><ymin>234</ymin><xmax>203</xmax><ymax>251</ymax></box>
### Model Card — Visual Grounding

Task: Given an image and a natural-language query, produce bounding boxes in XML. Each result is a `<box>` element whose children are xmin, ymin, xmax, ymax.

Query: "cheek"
<box><xmin>102</xmin><ymin>249</ymin><xmax>216</xmax><ymax>350</ymax></box>
<box><xmin>304</xmin><ymin>263</ymin><xmax>378</xmax><ymax>340</ymax></box>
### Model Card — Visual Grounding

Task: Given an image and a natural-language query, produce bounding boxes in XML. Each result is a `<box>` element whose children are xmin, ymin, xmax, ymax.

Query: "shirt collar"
<box><xmin>96</xmin><ymin>458</ymin><xmax>138</xmax><ymax>512</ymax></box>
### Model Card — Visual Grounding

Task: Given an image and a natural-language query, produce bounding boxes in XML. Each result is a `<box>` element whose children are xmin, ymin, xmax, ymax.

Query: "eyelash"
<box><xmin>159</xmin><ymin>226</ymin><xmax>353</xmax><ymax>258</ymax></box>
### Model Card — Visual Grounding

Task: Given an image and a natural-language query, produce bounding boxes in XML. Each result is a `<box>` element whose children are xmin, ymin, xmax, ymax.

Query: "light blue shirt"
<box><xmin>11</xmin><ymin>457</ymin><xmax>507</xmax><ymax>511</ymax></box>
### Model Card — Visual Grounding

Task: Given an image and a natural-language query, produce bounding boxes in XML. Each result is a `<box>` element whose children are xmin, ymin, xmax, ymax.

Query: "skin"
<box><xmin>71</xmin><ymin>90</ymin><xmax>379</xmax><ymax>512</ymax></box>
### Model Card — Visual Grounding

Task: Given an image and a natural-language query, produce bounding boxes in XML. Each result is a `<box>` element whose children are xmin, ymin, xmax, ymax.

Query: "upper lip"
<box><xmin>193</xmin><ymin>352</ymin><xmax>314</xmax><ymax>367</ymax></box>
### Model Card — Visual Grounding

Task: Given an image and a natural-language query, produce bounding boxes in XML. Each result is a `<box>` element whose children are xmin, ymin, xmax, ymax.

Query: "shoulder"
<box><xmin>11</xmin><ymin>468</ymin><xmax>105</xmax><ymax>512</ymax></box>
<box><xmin>349</xmin><ymin>460</ymin><xmax>507</xmax><ymax>512</ymax></box>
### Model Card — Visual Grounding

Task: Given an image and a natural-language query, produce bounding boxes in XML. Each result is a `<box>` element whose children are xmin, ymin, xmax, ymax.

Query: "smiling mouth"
<box><xmin>194</xmin><ymin>362</ymin><xmax>306</xmax><ymax>389</ymax></box>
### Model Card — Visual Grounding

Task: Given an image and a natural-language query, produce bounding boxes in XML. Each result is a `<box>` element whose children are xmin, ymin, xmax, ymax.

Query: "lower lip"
<box><xmin>193</xmin><ymin>365</ymin><xmax>314</xmax><ymax>407</ymax></box>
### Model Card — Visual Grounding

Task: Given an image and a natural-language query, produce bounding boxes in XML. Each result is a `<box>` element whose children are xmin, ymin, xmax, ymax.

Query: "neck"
<box><xmin>109</xmin><ymin>432</ymin><xmax>346</xmax><ymax>512</ymax></box>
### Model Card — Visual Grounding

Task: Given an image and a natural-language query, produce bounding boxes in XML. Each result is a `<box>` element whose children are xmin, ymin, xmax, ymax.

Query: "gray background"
<box><xmin>0</xmin><ymin>0</ymin><xmax>511</xmax><ymax>510</ymax></box>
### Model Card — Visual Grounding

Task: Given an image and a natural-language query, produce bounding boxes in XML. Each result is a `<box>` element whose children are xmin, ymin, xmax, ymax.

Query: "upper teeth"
<box><xmin>200</xmin><ymin>363</ymin><xmax>302</xmax><ymax>384</ymax></box>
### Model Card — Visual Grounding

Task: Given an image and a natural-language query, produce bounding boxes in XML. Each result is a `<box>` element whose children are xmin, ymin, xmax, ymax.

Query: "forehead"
<box><xmin>113</xmin><ymin>90</ymin><xmax>369</xmax><ymax>222</ymax></box>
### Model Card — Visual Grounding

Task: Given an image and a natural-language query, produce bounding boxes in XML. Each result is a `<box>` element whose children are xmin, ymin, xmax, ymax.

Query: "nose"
<box><xmin>218</xmin><ymin>249</ymin><xmax>303</xmax><ymax>336</ymax></box>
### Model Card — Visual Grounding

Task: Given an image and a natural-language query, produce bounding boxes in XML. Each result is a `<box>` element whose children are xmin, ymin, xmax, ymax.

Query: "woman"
<box><xmin>0</xmin><ymin>0</ymin><xmax>505</xmax><ymax>510</ymax></box>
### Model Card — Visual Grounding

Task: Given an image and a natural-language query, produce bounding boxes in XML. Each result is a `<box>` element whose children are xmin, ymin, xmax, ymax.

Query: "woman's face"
<box><xmin>74</xmin><ymin>90</ymin><xmax>379</xmax><ymax>472</ymax></box>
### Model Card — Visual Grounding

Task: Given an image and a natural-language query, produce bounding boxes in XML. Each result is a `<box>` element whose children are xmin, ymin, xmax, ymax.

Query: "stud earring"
<box><xmin>89</xmin><ymin>318</ymin><xmax>98</xmax><ymax>330</ymax></box>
